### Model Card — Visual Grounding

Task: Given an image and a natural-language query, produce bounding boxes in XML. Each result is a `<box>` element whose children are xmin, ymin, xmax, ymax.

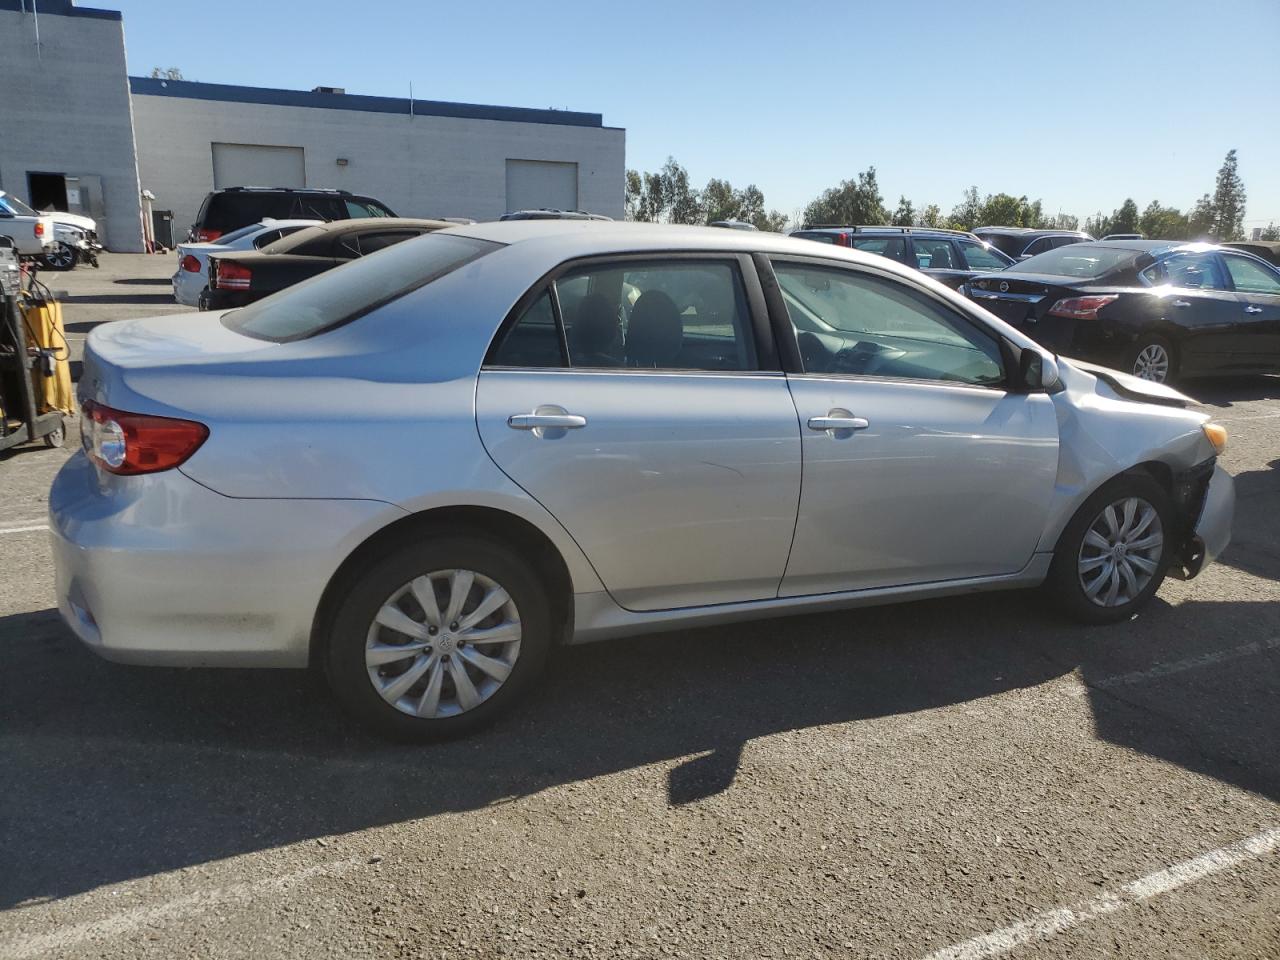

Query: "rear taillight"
<box><xmin>34</xmin><ymin>221</ymin><xmax>45</xmax><ymax>238</ymax></box>
<box><xmin>213</xmin><ymin>260</ymin><xmax>251</xmax><ymax>290</ymax></box>
<box><xmin>180</xmin><ymin>254</ymin><xmax>201</xmax><ymax>273</ymax></box>
<box><xmin>835</xmin><ymin>232</ymin><xmax>852</xmax><ymax>247</ymax></box>
<box><xmin>81</xmin><ymin>401</ymin><xmax>209</xmax><ymax>475</ymax></box>
<box><xmin>1047</xmin><ymin>295</ymin><xmax>1118</xmax><ymax>320</ymax></box>
<box><xmin>193</xmin><ymin>229</ymin><xmax>222</xmax><ymax>242</ymax></box>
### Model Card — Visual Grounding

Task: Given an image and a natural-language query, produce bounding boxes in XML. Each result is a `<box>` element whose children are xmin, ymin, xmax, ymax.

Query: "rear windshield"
<box><xmin>1006</xmin><ymin>244</ymin><xmax>1140</xmax><ymax>279</ymax></box>
<box><xmin>791</xmin><ymin>231</ymin><xmax>838</xmax><ymax>244</ymax></box>
<box><xmin>223</xmin><ymin>233</ymin><xmax>500</xmax><ymax>342</ymax></box>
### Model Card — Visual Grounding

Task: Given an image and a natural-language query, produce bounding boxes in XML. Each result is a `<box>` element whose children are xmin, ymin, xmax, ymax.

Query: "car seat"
<box><xmin>626</xmin><ymin>291</ymin><xmax>684</xmax><ymax>367</ymax></box>
<box><xmin>569</xmin><ymin>293</ymin><xmax>623</xmax><ymax>366</ymax></box>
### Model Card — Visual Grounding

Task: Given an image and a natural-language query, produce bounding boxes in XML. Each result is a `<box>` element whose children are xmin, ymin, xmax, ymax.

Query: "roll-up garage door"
<box><xmin>505</xmin><ymin>160</ymin><xmax>578</xmax><ymax>212</ymax></box>
<box><xmin>211</xmin><ymin>143</ymin><xmax>306</xmax><ymax>190</ymax></box>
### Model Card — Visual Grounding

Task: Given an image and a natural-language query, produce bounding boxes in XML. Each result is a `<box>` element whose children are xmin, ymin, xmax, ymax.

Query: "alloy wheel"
<box><xmin>1132</xmin><ymin>344</ymin><xmax>1170</xmax><ymax>383</ymax></box>
<box><xmin>1077</xmin><ymin>497</ymin><xmax>1164</xmax><ymax>607</ymax></box>
<box><xmin>365</xmin><ymin>568</ymin><xmax>521</xmax><ymax>718</ymax></box>
<box><xmin>45</xmin><ymin>243</ymin><xmax>76</xmax><ymax>270</ymax></box>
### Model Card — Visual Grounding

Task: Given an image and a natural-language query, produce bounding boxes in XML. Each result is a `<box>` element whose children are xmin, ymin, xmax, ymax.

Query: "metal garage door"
<box><xmin>505</xmin><ymin>160</ymin><xmax>578</xmax><ymax>212</ymax></box>
<box><xmin>211</xmin><ymin>143</ymin><xmax>306</xmax><ymax>190</ymax></box>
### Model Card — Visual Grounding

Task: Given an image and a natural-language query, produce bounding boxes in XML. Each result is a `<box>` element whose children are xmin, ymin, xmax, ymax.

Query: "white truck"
<box><xmin>0</xmin><ymin>191</ymin><xmax>101</xmax><ymax>269</ymax></box>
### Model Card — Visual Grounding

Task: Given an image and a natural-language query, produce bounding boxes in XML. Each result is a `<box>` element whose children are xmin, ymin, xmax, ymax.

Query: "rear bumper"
<box><xmin>201</xmin><ymin>288</ymin><xmax>258</xmax><ymax>310</ymax></box>
<box><xmin>171</xmin><ymin>269</ymin><xmax>203</xmax><ymax>307</ymax></box>
<box><xmin>50</xmin><ymin>451</ymin><xmax>401</xmax><ymax>667</ymax></box>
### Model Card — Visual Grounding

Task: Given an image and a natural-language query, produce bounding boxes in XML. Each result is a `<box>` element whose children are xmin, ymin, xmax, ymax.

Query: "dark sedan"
<box><xmin>964</xmin><ymin>240</ymin><xmax>1280</xmax><ymax>383</ymax></box>
<box><xmin>203</xmin><ymin>218</ymin><xmax>449</xmax><ymax>309</ymax></box>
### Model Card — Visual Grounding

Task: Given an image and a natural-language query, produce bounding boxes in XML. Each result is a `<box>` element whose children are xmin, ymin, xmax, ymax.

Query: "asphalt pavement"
<box><xmin>0</xmin><ymin>253</ymin><xmax>1276</xmax><ymax>959</ymax></box>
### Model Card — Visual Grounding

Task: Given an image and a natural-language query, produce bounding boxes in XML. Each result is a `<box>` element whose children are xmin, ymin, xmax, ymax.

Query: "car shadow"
<box><xmin>1215</xmin><ymin>459</ymin><xmax>1280</xmax><ymax>580</ymax></box>
<box><xmin>58</xmin><ymin>293</ymin><xmax>175</xmax><ymax>306</ymax></box>
<box><xmin>112</xmin><ymin>278</ymin><xmax>171</xmax><ymax>287</ymax></box>
<box><xmin>3</xmin><ymin>584</ymin><xmax>1277</xmax><ymax>909</ymax></box>
<box><xmin>1182</xmin><ymin>374</ymin><xmax>1280</xmax><ymax>408</ymax></box>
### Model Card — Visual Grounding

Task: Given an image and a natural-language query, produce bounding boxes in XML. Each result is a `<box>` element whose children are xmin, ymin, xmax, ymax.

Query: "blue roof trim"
<box><xmin>127</xmin><ymin>77</ymin><xmax>604</xmax><ymax>128</ymax></box>
<box><xmin>0</xmin><ymin>0</ymin><xmax>121</xmax><ymax>20</ymax></box>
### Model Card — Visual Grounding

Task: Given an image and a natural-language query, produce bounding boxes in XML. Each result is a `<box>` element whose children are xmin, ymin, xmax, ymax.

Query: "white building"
<box><xmin>0</xmin><ymin>0</ymin><xmax>625</xmax><ymax>252</ymax></box>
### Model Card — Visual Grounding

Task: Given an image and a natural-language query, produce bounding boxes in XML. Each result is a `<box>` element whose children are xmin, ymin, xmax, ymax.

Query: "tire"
<box><xmin>43</xmin><ymin>421</ymin><xmax>65</xmax><ymax>448</ymax></box>
<box><xmin>1126</xmin><ymin>335</ymin><xmax>1176</xmax><ymax>385</ymax></box>
<box><xmin>1045</xmin><ymin>474</ymin><xmax>1175</xmax><ymax>624</ymax></box>
<box><xmin>323</xmin><ymin>534</ymin><xmax>553</xmax><ymax>741</ymax></box>
<box><xmin>41</xmin><ymin>242</ymin><xmax>78</xmax><ymax>272</ymax></box>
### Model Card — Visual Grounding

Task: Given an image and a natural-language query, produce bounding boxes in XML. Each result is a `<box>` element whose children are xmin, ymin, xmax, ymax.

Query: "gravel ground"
<box><xmin>0</xmin><ymin>254</ymin><xmax>1276</xmax><ymax>959</ymax></box>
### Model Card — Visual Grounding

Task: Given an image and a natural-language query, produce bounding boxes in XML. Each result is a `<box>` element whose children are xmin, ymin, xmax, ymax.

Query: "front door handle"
<box><xmin>507</xmin><ymin>405</ymin><xmax>587</xmax><ymax>439</ymax></box>
<box><xmin>1172</xmin><ymin>300</ymin><xmax>1192</xmax><ymax>308</ymax></box>
<box><xmin>1244</xmin><ymin>305</ymin><xmax>1264</xmax><ymax>314</ymax></box>
<box><xmin>808</xmin><ymin>410</ymin><xmax>870</xmax><ymax>438</ymax></box>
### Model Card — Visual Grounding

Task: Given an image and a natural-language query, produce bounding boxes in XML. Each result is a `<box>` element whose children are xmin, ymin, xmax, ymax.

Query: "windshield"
<box><xmin>223</xmin><ymin>233</ymin><xmax>499</xmax><ymax>342</ymax></box>
<box><xmin>1006</xmin><ymin>244</ymin><xmax>1141</xmax><ymax>279</ymax></box>
<box><xmin>0</xmin><ymin>194</ymin><xmax>39</xmax><ymax>217</ymax></box>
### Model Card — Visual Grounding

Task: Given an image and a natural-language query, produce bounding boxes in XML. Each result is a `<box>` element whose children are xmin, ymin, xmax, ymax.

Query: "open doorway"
<box><xmin>27</xmin><ymin>172</ymin><xmax>68</xmax><ymax>212</ymax></box>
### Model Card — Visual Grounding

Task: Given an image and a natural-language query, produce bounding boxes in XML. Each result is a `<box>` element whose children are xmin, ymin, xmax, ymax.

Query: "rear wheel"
<box><xmin>1046</xmin><ymin>474</ymin><xmax>1174</xmax><ymax>624</ymax></box>
<box><xmin>324</xmin><ymin>535</ymin><xmax>552</xmax><ymax>740</ymax></box>
<box><xmin>1127</xmin><ymin>335</ymin><xmax>1176</xmax><ymax>384</ymax></box>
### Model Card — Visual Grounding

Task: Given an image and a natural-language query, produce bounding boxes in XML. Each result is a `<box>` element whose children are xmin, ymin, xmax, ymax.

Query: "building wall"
<box><xmin>0</xmin><ymin>3</ymin><xmax>143</xmax><ymax>251</ymax></box>
<box><xmin>131</xmin><ymin>89</ymin><xmax>626</xmax><ymax>239</ymax></box>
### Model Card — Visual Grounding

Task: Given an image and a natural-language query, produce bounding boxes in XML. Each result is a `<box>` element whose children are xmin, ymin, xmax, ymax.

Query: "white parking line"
<box><xmin>922</xmin><ymin>826</ymin><xmax>1280</xmax><ymax>960</ymax></box>
<box><xmin>1067</xmin><ymin>637</ymin><xmax>1280</xmax><ymax>696</ymax></box>
<box><xmin>0</xmin><ymin>523</ymin><xmax>49</xmax><ymax>536</ymax></box>
<box><xmin>0</xmin><ymin>857</ymin><xmax>363</xmax><ymax>959</ymax></box>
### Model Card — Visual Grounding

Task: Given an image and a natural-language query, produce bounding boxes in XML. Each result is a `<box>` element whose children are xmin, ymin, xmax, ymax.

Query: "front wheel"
<box><xmin>42</xmin><ymin>242</ymin><xmax>78</xmax><ymax>271</ymax></box>
<box><xmin>324</xmin><ymin>535</ymin><xmax>553</xmax><ymax>741</ymax></box>
<box><xmin>1046</xmin><ymin>474</ymin><xmax>1175</xmax><ymax>624</ymax></box>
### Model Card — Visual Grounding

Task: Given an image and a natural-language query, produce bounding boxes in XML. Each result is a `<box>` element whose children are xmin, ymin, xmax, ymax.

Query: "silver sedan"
<box><xmin>51</xmin><ymin>222</ymin><xmax>1234</xmax><ymax>739</ymax></box>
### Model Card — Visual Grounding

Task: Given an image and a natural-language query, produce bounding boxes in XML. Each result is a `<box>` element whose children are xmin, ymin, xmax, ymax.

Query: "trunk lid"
<box><xmin>79</xmin><ymin>312</ymin><xmax>279</xmax><ymax>416</ymax></box>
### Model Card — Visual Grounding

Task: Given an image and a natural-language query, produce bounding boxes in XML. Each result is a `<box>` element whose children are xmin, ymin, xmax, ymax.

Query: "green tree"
<box><xmin>661</xmin><ymin>157</ymin><xmax>703</xmax><ymax>225</ymax></box>
<box><xmin>1260</xmin><ymin>223</ymin><xmax>1280</xmax><ymax>242</ymax></box>
<box><xmin>1084</xmin><ymin>211</ymin><xmax>1110</xmax><ymax>238</ymax></box>
<box><xmin>977</xmin><ymin>193</ymin><xmax>1033</xmax><ymax>228</ymax></box>
<box><xmin>917</xmin><ymin>203</ymin><xmax>944</xmax><ymax>228</ymax></box>
<box><xmin>1138</xmin><ymin>201</ymin><xmax>1189</xmax><ymax>240</ymax></box>
<box><xmin>891</xmin><ymin>195</ymin><xmax>915</xmax><ymax>227</ymax></box>
<box><xmin>950</xmin><ymin>186</ymin><xmax>982</xmax><ymax>230</ymax></box>
<box><xmin>1187</xmin><ymin>194</ymin><xmax>1216</xmax><ymax>239</ymax></box>
<box><xmin>700</xmin><ymin>178</ymin><xmax>739</xmax><ymax>223</ymax></box>
<box><xmin>1209</xmin><ymin>148</ymin><xmax>1246</xmax><ymax>241</ymax></box>
<box><xmin>803</xmin><ymin>167</ymin><xmax>888</xmax><ymax>226</ymax></box>
<box><xmin>625</xmin><ymin>170</ymin><xmax>645</xmax><ymax>221</ymax></box>
<box><xmin>149</xmin><ymin>66</ymin><xmax>185</xmax><ymax>80</ymax></box>
<box><xmin>1109</xmin><ymin>198</ymin><xmax>1140</xmax><ymax>235</ymax></box>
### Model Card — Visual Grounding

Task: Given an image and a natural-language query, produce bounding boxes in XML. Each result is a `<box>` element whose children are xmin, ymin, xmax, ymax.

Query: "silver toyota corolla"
<box><xmin>51</xmin><ymin>222</ymin><xmax>1235</xmax><ymax>739</ymax></box>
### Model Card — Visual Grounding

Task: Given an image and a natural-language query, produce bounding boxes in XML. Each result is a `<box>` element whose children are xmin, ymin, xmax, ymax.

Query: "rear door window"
<box><xmin>1143</xmin><ymin>252</ymin><xmax>1228</xmax><ymax>290</ymax></box>
<box><xmin>912</xmin><ymin>238</ymin><xmax>959</xmax><ymax>270</ymax></box>
<box><xmin>489</xmin><ymin>259</ymin><xmax>757</xmax><ymax>371</ymax></box>
<box><xmin>292</xmin><ymin>195</ymin><xmax>347</xmax><ymax>221</ymax></box>
<box><xmin>957</xmin><ymin>239</ymin><xmax>1011</xmax><ymax>271</ymax></box>
<box><xmin>206</xmin><ymin>193</ymin><xmax>292</xmax><ymax>232</ymax></box>
<box><xmin>850</xmin><ymin>236</ymin><xmax>910</xmax><ymax>264</ymax></box>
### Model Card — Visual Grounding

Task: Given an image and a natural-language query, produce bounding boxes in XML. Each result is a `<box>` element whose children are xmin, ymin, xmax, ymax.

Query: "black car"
<box><xmin>972</xmin><ymin>227</ymin><xmax>1094</xmax><ymax>260</ymax></box>
<box><xmin>498</xmin><ymin>209</ymin><xmax>613</xmax><ymax>221</ymax></box>
<box><xmin>203</xmin><ymin>217</ymin><xmax>446</xmax><ymax>309</ymax></box>
<box><xmin>788</xmin><ymin>226</ymin><xmax>1013</xmax><ymax>289</ymax></box>
<box><xmin>1223</xmin><ymin>240</ymin><xmax>1280</xmax><ymax>269</ymax></box>
<box><xmin>964</xmin><ymin>240</ymin><xmax>1280</xmax><ymax>383</ymax></box>
<box><xmin>190</xmin><ymin>187</ymin><xmax>398</xmax><ymax>242</ymax></box>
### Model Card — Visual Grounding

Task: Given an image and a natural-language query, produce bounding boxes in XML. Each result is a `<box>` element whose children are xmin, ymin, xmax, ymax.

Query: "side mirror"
<box><xmin>1019</xmin><ymin>349</ymin><xmax>1060</xmax><ymax>392</ymax></box>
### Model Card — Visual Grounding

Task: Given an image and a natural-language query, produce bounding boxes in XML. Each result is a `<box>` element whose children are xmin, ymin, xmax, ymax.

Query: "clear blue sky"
<box><xmin>109</xmin><ymin>0</ymin><xmax>1280</xmax><ymax>229</ymax></box>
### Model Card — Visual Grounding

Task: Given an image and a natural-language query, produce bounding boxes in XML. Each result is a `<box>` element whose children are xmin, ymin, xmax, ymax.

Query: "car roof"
<box><xmin>973</xmin><ymin>226</ymin><xmax>1089</xmax><ymax>236</ymax></box>
<box><xmin>296</xmin><ymin>217</ymin><xmax>451</xmax><ymax>235</ymax></box>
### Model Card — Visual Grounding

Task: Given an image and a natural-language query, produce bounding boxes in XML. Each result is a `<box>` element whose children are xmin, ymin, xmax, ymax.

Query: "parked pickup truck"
<box><xmin>0</xmin><ymin>192</ymin><xmax>55</xmax><ymax>260</ymax></box>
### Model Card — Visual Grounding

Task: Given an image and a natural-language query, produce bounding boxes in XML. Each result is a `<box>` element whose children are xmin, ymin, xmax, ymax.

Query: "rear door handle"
<box><xmin>508</xmin><ymin>413</ymin><xmax>587</xmax><ymax>430</ymax></box>
<box><xmin>808</xmin><ymin>412</ymin><xmax>870</xmax><ymax>437</ymax></box>
<box><xmin>1244</xmin><ymin>305</ymin><xmax>1264</xmax><ymax>314</ymax></box>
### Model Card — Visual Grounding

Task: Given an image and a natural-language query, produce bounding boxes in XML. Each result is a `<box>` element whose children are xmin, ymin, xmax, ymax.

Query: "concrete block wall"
<box><xmin>0</xmin><ymin>5</ymin><xmax>144</xmax><ymax>251</ymax></box>
<box><xmin>131</xmin><ymin>93</ymin><xmax>626</xmax><ymax>240</ymax></box>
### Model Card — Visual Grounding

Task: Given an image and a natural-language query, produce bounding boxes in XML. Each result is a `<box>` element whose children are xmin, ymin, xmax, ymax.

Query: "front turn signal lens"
<box><xmin>1202</xmin><ymin>422</ymin><xmax>1228</xmax><ymax>455</ymax></box>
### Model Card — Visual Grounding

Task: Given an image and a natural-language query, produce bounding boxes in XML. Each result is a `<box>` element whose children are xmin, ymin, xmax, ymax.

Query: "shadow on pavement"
<box><xmin>1183</xmin><ymin>374</ymin><xmax>1280</xmax><ymax>408</ymax></box>
<box><xmin>113</xmin><ymin>278</ymin><xmax>171</xmax><ymax>287</ymax></box>
<box><xmin>59</xmin><ymin>293</ymin><xmax>175</xmax><ymax>306</ymax></box>
<box><xmin>2</xmin><ymin>586</ymin><xmax>1277</xmax><ymax>909</ymax></box>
